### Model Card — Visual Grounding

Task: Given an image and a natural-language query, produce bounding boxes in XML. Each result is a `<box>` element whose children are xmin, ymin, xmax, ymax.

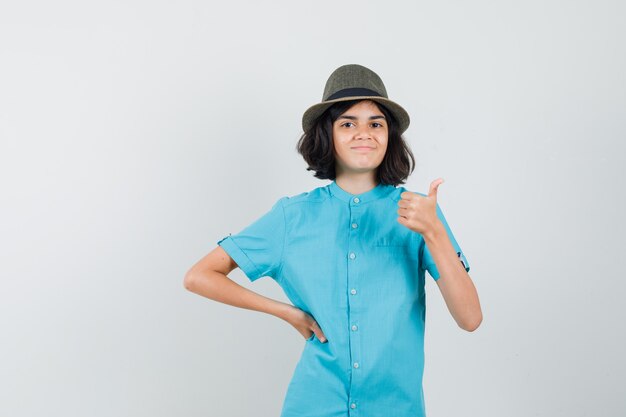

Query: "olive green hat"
<box><xmin>301</xmin><ymin>64</ymin><xmax>410</xmax><ymax>134</ymax></box>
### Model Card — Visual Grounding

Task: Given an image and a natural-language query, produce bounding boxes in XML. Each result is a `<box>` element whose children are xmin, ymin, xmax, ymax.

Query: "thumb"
<box><xmin>428</xmin><ymin>178</ymin><xmax>444</xmax><ymax>200</ymax></box>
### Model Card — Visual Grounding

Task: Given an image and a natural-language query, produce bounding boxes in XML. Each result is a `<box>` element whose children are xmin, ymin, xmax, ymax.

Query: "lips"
<box><xmin>351</xmin><ymin>146</ymin><xmax>374</xmax><ymax>150</ymax></box>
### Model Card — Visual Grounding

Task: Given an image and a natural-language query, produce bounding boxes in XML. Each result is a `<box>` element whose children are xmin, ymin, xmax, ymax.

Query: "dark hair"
<box><xmin>296</xmin><ymin>99</ymin><xmax>415</xmax><ymax>186</ymax></box>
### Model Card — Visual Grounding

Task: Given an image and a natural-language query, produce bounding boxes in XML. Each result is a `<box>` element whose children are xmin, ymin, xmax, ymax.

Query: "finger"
<box><xmin>428</xmin><ymin>178</ymin><xmax>444</xmax><ymax>199</ymax></box>
<box><xmin>400</xmin><ymin>191</ymin><xmax>416</xmax><ymax>201</ymax></box>
<box><xmin>397</xmin><ymin>216</ymin><xmax>408</xmax><ymax>226</ymax></box>
<box><xmin>398</xmin><ymin>199</ymin><xmax>415</xmax><ymax>208</ymax></box>
<box><xmin>314</xmin><ymin>329</ymin><xmax>327</xmax><ymax>342</ymax></box>
<box><xmin>397</xmin><ymin>208</ymin><xmax>409</xmax><ymax>218</ymax></box>
<box><xmin>401</xmin><ymin>191</ymin><xmax>428</xmax><ymax>204</ymax></box>
<box><xmin>312</xmin><ymin>322</ymin><xmax>327</xmax><ymax>342</ymax></box>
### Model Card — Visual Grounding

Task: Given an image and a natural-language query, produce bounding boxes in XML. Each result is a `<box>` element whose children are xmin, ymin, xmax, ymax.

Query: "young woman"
<box><xmin>184</xmin><ymin>64</ymin><xmax>482</xmax><ymax>417</ymax></box>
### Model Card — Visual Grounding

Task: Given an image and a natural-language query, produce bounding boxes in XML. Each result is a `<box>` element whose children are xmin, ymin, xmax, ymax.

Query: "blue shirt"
<box><xmin>217</xmin><ymin>179</ymin><xmax>470</xmax><ymax>417</ymax></box>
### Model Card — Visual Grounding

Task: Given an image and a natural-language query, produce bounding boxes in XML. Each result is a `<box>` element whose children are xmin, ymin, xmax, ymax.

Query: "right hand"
<box><xmin>283</xmin><ymin>305</ymin><xmax>328</xmax><ymax>343</ymax></box>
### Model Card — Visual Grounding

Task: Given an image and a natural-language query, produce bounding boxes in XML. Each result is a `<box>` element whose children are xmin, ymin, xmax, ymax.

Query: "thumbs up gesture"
<box><xmin>397</xmin><ymin>178</ymin><xmax>444</xmax><ymax>236</ymax></box>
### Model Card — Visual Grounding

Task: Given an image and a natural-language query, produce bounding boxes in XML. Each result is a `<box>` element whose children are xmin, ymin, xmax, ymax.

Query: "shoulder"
<box><xmin>280</xmin><ymin>184</ymin><xmax>331</xmax><ymax>209</ymax></box>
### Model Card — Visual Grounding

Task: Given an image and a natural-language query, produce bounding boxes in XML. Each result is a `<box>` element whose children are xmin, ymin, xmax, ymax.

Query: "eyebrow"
<box><xmin>337</xmin><ymin>115</ymin><xmax>386</xmax><ymax>121</ymax></box>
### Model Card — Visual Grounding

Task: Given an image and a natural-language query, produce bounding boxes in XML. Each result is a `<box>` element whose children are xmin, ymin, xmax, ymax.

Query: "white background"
<box><xmin>1</xmin><ymin>0</ymin><xmax>624</xmax><ymax>416</ymax></box>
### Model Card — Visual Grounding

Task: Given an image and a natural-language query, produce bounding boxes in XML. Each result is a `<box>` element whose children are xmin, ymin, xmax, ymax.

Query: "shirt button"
<box><xmin>349</xmin><ymin>252</ymin><xmax>356</xmax><ymax>259</ymax></box>
<box><xmin>351</xmin><ymin>222</ymin><xmax>358</xmax><ymax>229</ymax></box>
<box><xmin>350</xmin><ymin>288</ymin><xmax>357</xmax><ymax>295</ymax></box>
<box><xmin>353</xmin><ymin>197</ymin><xmax>360</xmax><ymax>203</ymax></box>
<box><xmin>350</xmin><ymin>403</ymin><xmax>357</xmax><ymax>409</ymax></box>
<box><xmin>351</xmin><ymin>324</ymin><xmax>358</xmax><ymax>331</ymax></box>
<box><xmin>353</xmin><ymin>362</ymin><xmax>359</xmax><ymax>368</ymax></box>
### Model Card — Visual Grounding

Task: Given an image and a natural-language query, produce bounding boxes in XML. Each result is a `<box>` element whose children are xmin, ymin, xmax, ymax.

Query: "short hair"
<box><xmin>296</xmin><ymin>99</ymin><xmax>415</xmax><ymax>186</ymax></box>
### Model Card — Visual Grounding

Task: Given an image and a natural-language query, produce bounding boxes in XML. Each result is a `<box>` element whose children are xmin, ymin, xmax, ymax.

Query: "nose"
<box><xmin>355</xmin><ymin>124</ymin><xmax>373</xmax><ymax>140</ymax></box>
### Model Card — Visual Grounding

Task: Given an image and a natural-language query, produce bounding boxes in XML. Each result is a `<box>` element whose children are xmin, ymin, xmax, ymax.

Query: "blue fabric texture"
<box><xmin>217</xmin><ymin>180</ymin><xmax>470</xmax><ymax>417</ymax></box>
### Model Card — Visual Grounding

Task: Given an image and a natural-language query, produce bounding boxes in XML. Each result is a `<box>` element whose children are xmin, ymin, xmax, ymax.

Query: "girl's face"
<box><xmin>332</xmin><ymin>100</ymin><xmax>389</xmax><ymax>176</ymax></box>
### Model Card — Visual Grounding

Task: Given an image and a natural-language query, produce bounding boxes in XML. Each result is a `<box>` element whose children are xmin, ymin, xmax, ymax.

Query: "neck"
<box><xmin>334</xmin><ymin>171</ymin><xmax>379</xmax><ymax>195</ymax></box>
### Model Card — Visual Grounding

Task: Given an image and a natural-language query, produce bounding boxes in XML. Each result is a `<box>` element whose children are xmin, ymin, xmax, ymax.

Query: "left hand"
<box><xmin>397</xmin><ymin>178</ymin><xmax>444</xmax><ymax>235</ymax></box>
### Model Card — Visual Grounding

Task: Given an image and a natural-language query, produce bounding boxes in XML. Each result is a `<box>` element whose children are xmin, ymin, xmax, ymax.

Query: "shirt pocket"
<box><xmin>371</xmin><ymin>237</ymin><xmax>417</xmax><ymax>264</ymax></box>
<box><xmin>370</xmin><ymin>239</ymin><xmax>419</xmax><ymax>304</ymax></box>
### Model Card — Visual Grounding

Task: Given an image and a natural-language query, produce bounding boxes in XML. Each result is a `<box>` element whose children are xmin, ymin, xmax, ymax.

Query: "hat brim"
<box><xmin>302</xmin><ymin>96</ymin><xmax>410</xmax><ymax>135</ymax></box>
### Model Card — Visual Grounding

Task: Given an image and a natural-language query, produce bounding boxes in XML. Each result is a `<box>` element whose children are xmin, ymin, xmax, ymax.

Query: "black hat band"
<box><xmin>326</xmin><ymin>87</ymin><xmax>383</xmax><ymax>101</ymax></box>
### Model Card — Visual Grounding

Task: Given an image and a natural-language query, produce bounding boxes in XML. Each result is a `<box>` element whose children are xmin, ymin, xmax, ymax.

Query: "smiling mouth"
<box><xmin>351</xmin><ymin>147</ymin><xmax>374</xmax><ymax>150</ymax></box>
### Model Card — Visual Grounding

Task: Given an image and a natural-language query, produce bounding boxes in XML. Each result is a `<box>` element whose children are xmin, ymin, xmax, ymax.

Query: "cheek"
<box><xmin>333</xmin><ymin>144</ymin><xmax>349</xmax><ymax>161</ymax></box>
<box><xmin>379</xmin><ymin>139</ymin><xmax>389</xmax><ymax>155</ymax></box>
<box><xmin>331</xmin><ymin>138</ymin><xmax>345</xmax><ymax>160</ymax></box>
<box><xmin>332</xmin><ymin>135</ymin><xmax>349</xmax><ymax>153</ymax></box>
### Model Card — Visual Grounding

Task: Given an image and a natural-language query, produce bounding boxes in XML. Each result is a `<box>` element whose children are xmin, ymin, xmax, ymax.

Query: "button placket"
<box><xmin>347</xmin><ymin>195</ymin><xmax>363</xmax><ymax>413</ymax></box>
<box><xmin>324</xmin><ymin>181</ymin><xmax>399</xmax><ymax>415</ymax></box>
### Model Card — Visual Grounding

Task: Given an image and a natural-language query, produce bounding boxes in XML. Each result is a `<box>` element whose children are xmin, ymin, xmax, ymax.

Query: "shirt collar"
<box><xmin>328</xmin><ymin>179</ymin><xmax>394</xmax><ymax>204</ymax></box>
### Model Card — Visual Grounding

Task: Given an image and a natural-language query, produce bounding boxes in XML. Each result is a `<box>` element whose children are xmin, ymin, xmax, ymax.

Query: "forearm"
<box><xmin>185</xmin><ymin>270</ymin><xmax>293</xmax><ymax>322</ymax></box>
<box><xmin>423</xmin><ymin>221</ymin><xmax>482</xmax><ymax>331</ymax></box>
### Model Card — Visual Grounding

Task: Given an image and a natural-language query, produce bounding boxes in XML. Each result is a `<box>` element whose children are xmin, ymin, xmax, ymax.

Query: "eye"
<box><xmin>372</xmin><ymin>122</ymin><xmax>384</xmax><ymax>128</ymax></box>
<box><xmin>341</xmin><ymin>122</ymin><xmax>354</xmax><ymax>128</ymax></box>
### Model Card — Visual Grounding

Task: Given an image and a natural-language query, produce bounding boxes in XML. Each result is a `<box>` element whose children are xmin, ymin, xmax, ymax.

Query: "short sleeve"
<box><xmin>217</xmin><ymin>196</ymin><xmax>287</xmax><ymax>282</ymax></box>
<box><xmin>420</xmin><ymin>202</ymin><xmax>470</xmax><ymax>281</ymax></box>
